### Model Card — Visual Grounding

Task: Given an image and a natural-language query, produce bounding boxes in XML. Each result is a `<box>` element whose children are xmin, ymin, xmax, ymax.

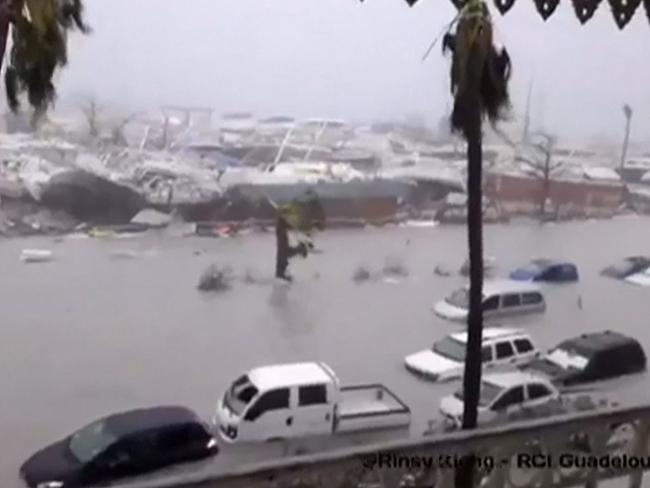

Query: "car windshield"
<box><xmin>224</xmin><ymin>375</ymin><xmax>259</xmax><ymax>416</ymax></box>
<box><xmin>454</xmin><ymin>381</ymin><xmax>504</xmax><ymax>407</ymax></box>
<box><xmin>521</xmin><ymin>260</ymin><xmax>550</xmax><ymax>273</ymax></box>
<box><xmin>546</xmin><ymin>348</ymin><xmax>589</xmax><ymax>371</ymax></box>
<box><xmin>445</xmin><ymin>288</ymin><xmax>469</xmax><ymax>309</ymax></box>
<box><xmin>68</xmin><ymin>420</ymin><xmax>118</xmax><ymax>463</ymax></box>
<box><xmin>432</xmin><ymin>336</ymin><xmax>466</xmax><ymax>362</ymax></box>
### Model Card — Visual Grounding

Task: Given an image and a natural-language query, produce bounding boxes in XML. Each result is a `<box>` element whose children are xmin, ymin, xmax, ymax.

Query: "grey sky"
<box><xmin>59</xmin><ymin>0</ymin><xmax>650</xmax><ymax>143</ymax></box>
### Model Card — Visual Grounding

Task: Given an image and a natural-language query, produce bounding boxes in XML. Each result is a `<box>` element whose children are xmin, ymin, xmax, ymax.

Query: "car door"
<box><xmin>526</xmin><ymin>382</ymin><xmax>556</xmax><ymax>408</ymax></box>
<box><xmin>292</xmin><ymin>384</ymin><xmax>333</xmax><ymax>437</ymax></box>
<box><xmin>127</xmin><ymin>430</ymin><xmax>167</xmax><ymax>474</ymax></box>
<box><xmin>240</xmin><ymin>388</ymin><xmax>292</xmax><ymax>441</ymax></box>
<box><xmin>81</xmin><ymin>439</ymin><xmax>135</xmax><ymax>485</ymax></box>
<box><xmin>481</xmin><ymin>344</ymin><xmax>496</xmax><ymax>370</ymax></box>
<box><xmin>489</xmin><ymin>385</ymin><xmax>525</xmax><ymax>418</ymax></box>
<box><xmin>481</xmin><ymin>295</ymin><xmax>500</xmax><ymax>319</ymax></box>
<box><xmin>500</xmin><ymin>293</ymin><xmax>522</xmax><ymax>317</ymax></box>
<box><xmin>540</xmin><ymin>266</ymin><xmax>558</xmax><ymax>282</ymax></box>
<box><xmin>521</xmin><ymin>291</ymin><xmax>545</xmax><ymax>313</ymax></box>
<box><xmin>494</xmin><ymin>340</ymin><xmax>517</xmax><ymax>367</ymax></box>
<box><xmin>513</xmin><ymin>337</ymin><xmax>538</xmax><ymax>365</ymax></box>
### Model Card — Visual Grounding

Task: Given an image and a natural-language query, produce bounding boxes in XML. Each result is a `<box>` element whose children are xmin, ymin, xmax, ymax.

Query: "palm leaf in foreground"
<box><xmin>2</xmin><ymin>0</ymin><xmax>89</xmax><ymax>126</ymax></box>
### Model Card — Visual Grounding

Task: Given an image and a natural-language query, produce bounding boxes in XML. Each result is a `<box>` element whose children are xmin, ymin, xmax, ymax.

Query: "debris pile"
<box><xmin>382</xmin><ymin>256</ymin><xmax>409</xmax><ymax>278</ymax></box>
<box><xmin>197</xmin><ymin>264</ymin><xmax>233</xmax><ymax>292</ymax></box>
<box><xmin>352</xmin><ymin>266</ymin><xmax>372</xmax><ymax>283</ymax></box>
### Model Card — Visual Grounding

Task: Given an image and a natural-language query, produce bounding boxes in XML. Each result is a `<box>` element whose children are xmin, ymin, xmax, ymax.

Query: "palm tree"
<box><xmin>440</xmin><ymin>5</ymin><xmax>512</xmax><ymax>486</ymax></box>
<box><xmin>0</xmin><ymin>0</ymin><xmax>89</xmax><ymax>126</ymax></box>
<box><xmin>273</xmin><ymin>193</ymin><xmax>325</xmax><ymax>281</ymax></box>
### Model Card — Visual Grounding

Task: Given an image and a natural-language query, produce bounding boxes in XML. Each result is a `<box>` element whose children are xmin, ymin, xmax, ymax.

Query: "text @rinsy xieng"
<box><xmin>360</xmin><ymin>452</ymin><xmax>650</xmax><ymax>471</ymax></box>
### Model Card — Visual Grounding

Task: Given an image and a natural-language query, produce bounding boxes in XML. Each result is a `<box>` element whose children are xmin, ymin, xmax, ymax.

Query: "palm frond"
<box><xmin>444</xmin><ymin>1</ymin><xmax>511</xmax><ymax>138</ymax></box>
<box><xmin>4</xmin><ymin>0</ymin><xmax>89</xmax><ymax>125</ymax></box>
<box><xmin>59</xmin><ymin>0</ymin><xmax>90</xmax><ymax>33</ymax></box>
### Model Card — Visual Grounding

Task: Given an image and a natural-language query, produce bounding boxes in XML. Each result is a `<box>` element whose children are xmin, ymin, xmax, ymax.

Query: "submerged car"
<box><xmin>20</xmin><ymin>406</ymin><xmax>218</xmax><ymax>488</ymax></box>
<box><xmin>404</xmin><ymin>328</ymin><xmax>539</xmax><ymax>381</ymax></box>
<box><xmin>459</xmin><ymin>256</ymin><xmax>497</xmax><ymax>277</ymax></box>
<box><xmin>623</xmin><ymin>266</ymin><xmax>650</xmax><ymax>287</ymax></box>
<box><xmin>509</xmin><ymin>259</ymin><xmax>579</xmax><ymax>282</ymax></box>
<box><xmin>433</xmin><ymin>280</ymin><xmax>546</xmax><ymax>323</ymax></box>
<box><xmin>521</xmin><ymin>331</ymin><xmax>646</xmax><ymax>389</ymax></box>
<box><xmin>439</xmin><ymin>371</ymin><xmax>560</xmax><ymax>429</ymax></box>
<box><xmin>600</xmin><ymin>256</ymin><xmax>650</xmax><ymax>280</ymax></box>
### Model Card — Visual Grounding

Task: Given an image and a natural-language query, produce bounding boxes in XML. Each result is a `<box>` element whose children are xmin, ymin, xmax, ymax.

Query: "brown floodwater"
<box><xmin>2</xmin><ymin>217</ymin><xmax>649</xmax><ymax>487</ymax></box>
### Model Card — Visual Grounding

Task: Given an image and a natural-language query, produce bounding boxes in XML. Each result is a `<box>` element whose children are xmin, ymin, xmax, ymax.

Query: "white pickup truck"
<box><xmin>214</xmin><ymin>362</ymin><xmax>411</xmax><ymax>442</ymax></box>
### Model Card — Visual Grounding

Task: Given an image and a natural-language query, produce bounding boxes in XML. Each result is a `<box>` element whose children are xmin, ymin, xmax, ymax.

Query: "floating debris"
<box><xmin>352</xmin><ymin>266</ymin><xmax>372</xmax><ymax>283</ymax></box>
<box><xmin>382</xmin><ymin>256</ymin><xmax>409</xmax><ymax>277</ymax></box>
<box><xmin>130</xmin><ymin>209</ymin><xmax>172</xmax><ymax>228</ymax></box>
<box><xmin>400</xmin><ymin>219</ymin><xmax>438</xmax><ymax>228</ymax></box>
<box><xmin>109</xmin><ymin>250</ymin><xmax>139</xmax><ymax>260</ymax></box>
<box><xmin>87</xmin><ymin>228</ymin><xmax>114</xmax><ymax>239</ymax></box>
<box><xmin>20</xmin><ymin>249</ymin><xmax>54</xmax><ymax>263</ymax></box>
<box><xmin>243</xmin><ymin>269</ymin><xmax>258</xmax><ymax>285</ymax></box>
<box><xmin>382</xmin><ymin>277</ymin><xmax>401</xmax><ymax>285</ymax></box>
<box><xmin>434</xmin><ymin>265</ymin><xmax>452</xmax><ymax>277</ymax></box>
<box><xmin>460</xmin><ymin>256</ymin><xmax>497</xmax><ymax>276</ymax></box>
<box><xmin>197</xmin><ymin>264</ymin><xmax>233</xmax><ymax>292</ymax></box>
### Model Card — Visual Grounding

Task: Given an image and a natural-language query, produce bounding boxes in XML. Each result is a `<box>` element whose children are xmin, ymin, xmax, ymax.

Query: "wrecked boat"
<box><xmin>39</xmin><ymin>170</ymin><xmax>146</xmax><ymax>225</ymax></box>
<box><xmin>175</xmin><ymin>179</ymin><xmax>417</xmax><ymax>226</ymax></box>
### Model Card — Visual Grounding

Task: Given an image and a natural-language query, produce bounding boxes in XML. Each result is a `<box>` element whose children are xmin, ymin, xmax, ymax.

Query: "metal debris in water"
<box><xmin>353</xmin><ymin>266</ymin><xmax>372</xmax><ymax>283</ymax></box>
<box><xmin>197</xmin><ymin>264</ymin><xmax>233</xmax><ymax>292</ymax></box>
<box><xmin>382</xmin><ymin>256</ymin><xmax>409</xmax><ymax>277</ymax></box>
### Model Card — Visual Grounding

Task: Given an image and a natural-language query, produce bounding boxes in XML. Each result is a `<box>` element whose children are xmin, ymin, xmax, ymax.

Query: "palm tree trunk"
<box><xmin>275</xmin><ymin>216</ymin><xmax>291</xmax><ymax>280</ymax></box>
<box><xmin>620</xmin><ymin>115</ymin><xmax>631</xmax><ymax>169</ymax></box>
<box><xmin>455</xmin><ymin>87</ymin><xmax>484</xmax><ymax>488</ymax></box>
<box><xmin>0</xmin><ymin>5</ymin><xmax>12</xmax><ymax>71</ymax></box>
<box><xmin>0</xmin><ymin>0</ymin><xmax>23</xmax><ymax>68</ymax></box>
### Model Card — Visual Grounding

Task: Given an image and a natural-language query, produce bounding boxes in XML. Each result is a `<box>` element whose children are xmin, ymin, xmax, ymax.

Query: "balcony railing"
<box><xmin>144</xmin><ymin>404</ymin><xmax>650</xmax><ymax>488</ymax></box>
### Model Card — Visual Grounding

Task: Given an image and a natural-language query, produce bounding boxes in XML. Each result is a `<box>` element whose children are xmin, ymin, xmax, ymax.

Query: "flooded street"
<box><xmin>2</xmin><ymin>217</ymin><xmax>650</xmax><ymax>487</ymax></box>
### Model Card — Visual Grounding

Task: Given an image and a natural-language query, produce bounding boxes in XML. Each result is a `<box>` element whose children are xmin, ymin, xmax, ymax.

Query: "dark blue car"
<box><xmin>510</xmin><ymin>259</ymin><xmax>579</xmax><ymax>282</ymax></box>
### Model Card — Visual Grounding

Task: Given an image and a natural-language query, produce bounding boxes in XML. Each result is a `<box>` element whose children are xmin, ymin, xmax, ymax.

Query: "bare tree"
<box><xmin>516</xmin><ymin>132</ymin><xmax>563</xmax><ymax>216</ymax></box>
<box><xmin>521</xmin><ymin>77</ymin><xmax>534</xmax><ymax>142</ymax></box>
<box><xmin>80</xmin><ymin>98</ymin><xmax>103</xmax><ymax>138</ymax></box>
<box><xmin>108</xmin><ymin>112</ymin><xmax>141</xmax><ymax>147</ymax></box>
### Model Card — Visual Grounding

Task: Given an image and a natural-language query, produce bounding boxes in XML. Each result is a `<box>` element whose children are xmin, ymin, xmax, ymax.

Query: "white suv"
<box><xmin>405</xmin><ymin>328</ymin><xmax>540</xmax><ymax>381</ymax></box>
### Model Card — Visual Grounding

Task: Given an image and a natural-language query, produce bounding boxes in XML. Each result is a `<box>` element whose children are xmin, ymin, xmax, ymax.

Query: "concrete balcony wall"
<box><xmin>149</xmin><ymin>404</ymin><xmax>650</xmax><ymax>488</ymax></box>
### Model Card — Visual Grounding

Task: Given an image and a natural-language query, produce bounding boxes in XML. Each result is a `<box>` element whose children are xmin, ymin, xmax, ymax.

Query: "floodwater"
<box><xmin>2</xmin><ymin>217</ymin><xmax>650</xmax><ymax>488</ymax></box>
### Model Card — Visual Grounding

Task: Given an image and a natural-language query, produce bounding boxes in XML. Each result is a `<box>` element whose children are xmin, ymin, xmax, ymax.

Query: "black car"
<box><xmin>521</xmin><ymin>331</ymin><xmax>647</xmax><ymax>388</ymax></box>
<box><xmin>600</xmin><ymin>256</ymin><xmax>650</xmax><ymax>279</ymax></box>
<box><xmin>20</xmin><ymin>406</ymin><xmax>218</xmax><ymax>488</ymax></box>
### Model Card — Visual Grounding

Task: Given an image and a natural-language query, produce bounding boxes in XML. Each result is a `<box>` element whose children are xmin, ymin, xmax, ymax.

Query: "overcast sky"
<box><xmin>57</xmin><ymin>0</ymin><xmax>650</xmax><ymax>143</ymax></box>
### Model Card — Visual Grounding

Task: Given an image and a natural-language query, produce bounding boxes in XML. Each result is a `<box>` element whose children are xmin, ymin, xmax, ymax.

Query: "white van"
<box><xmin>214</xmin><ymin>362</ymin><xmax>411</xmax><ymax>442</ymax></box>
<box><xmin>404</xmin><ymin>328</ymin><xmax>540</xmax><ymax>381</ymax></box>
<box><xmin>433</xmin><ymin>279</ymin><xmax>546</xmax><ymax>323</ymax></box>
